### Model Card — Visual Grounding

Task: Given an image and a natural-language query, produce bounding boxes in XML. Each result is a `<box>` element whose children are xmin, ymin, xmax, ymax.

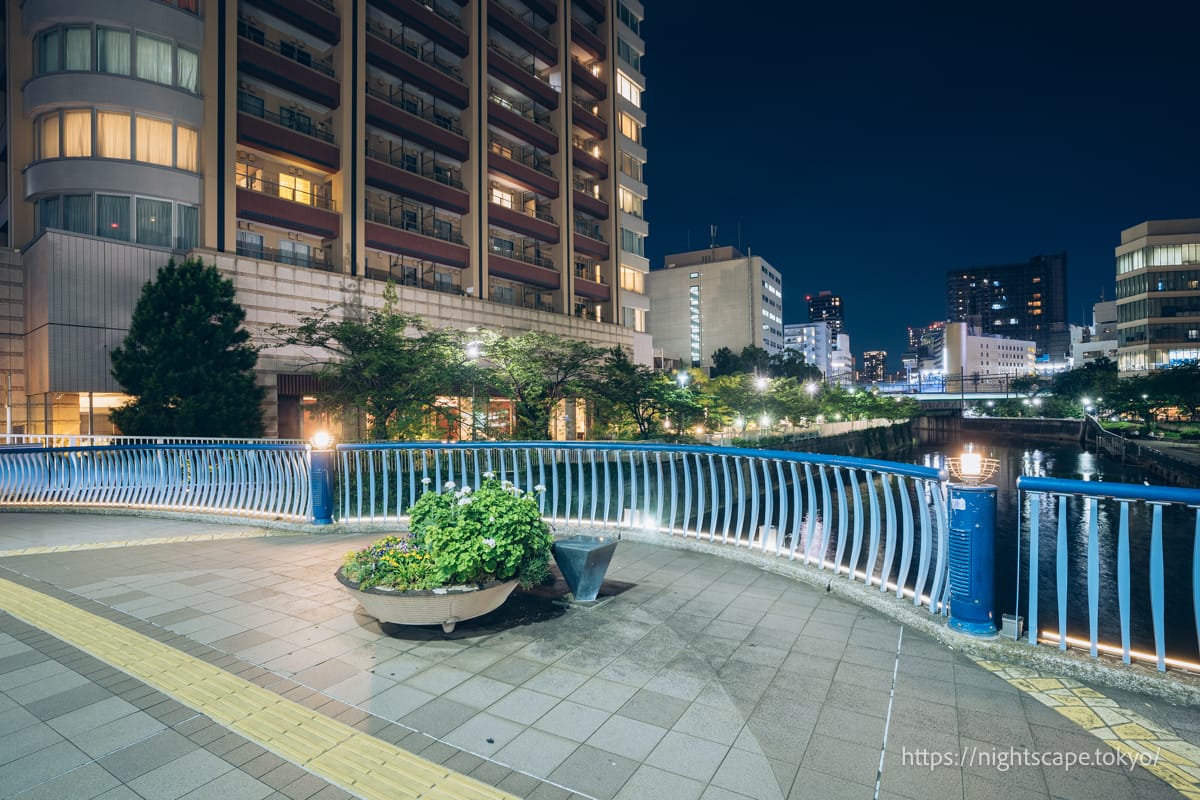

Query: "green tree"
<box><xmin>110</xmin><ymin>258</ymin><xmax>264</xmax><ymax>436</ymax></box>
<box><xmin>710</xmin><ymin>346</ymin><xmax>741</xmax><ymax>377</ymax></box>
<box><xmin>1051</xmin><ymin>357</ymin><xmax>1119</xmax><ymax>413</ymax></box>
<box><xmin>588</xmin><ymin>348</ymin><xmax>689</xmax><ymax>438</ymax></box>
<box><xmin>482</xmin><ymin>330</ymin><xmax>606</xmax><ymax>439</ymax></box>
<box><xmin>768</xmin><ymin>349</ymin><xmax>823</xmax><ymax>381</ymax></box>
<box><xmin>274</xmin><ymin>283</ymin><xmax>458</xmax><ymax>439</ymax></box>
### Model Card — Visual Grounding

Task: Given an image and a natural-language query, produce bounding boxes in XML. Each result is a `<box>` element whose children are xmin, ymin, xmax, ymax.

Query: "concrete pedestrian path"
<box><xmin>1</xmin><ymin>512</ymin><xmax>1196</xmax><ymax>799</ymax></box>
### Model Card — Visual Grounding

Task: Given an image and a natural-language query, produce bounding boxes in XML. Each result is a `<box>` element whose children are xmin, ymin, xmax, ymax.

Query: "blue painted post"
<box><xmin>948</xmin><ymin>483</ymin><xmax>998</xmax><ymax>637</ymax></box>
<box><xmin>310</xmin><ymin>446</ymin><xmax>336</xmax><ymax>526</ymax></box>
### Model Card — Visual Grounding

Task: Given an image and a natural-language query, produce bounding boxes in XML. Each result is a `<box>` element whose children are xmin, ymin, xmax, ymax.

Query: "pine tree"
<box><xmin>110</xmin><ymin>258</ymin><xmax>265</xmax><ymax>436</ymax></box>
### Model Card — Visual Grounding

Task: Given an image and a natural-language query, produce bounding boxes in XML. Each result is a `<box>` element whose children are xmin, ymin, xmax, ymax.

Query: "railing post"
<box><xmin>310</xmin><ymin>444</ymin><xmax>336</xmax><ymax>526</ymax></box>
<box><xmin>948</xmin><ymin>482</ymin><xmax>998</xmax><ymax>637</ymax></box>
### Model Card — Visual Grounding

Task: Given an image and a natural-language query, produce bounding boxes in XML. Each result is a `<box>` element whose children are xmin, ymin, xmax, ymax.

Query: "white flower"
<box><xmin>482</xmin><ymin>537</ymin><xmax>496</xmax><ymax>548</ymax></box>
<box><xmin>457</xmin><ymin>497</ymin><xmax>472</xmax><ymax>506</ymax></box>
<box><xmin>444</xmin><ymin>481</ymin><xmax>456</xmax><ymax>490</ymax></box>
<box><xmin>482</xmin><ymin>471</ymin><xmax>495</xmax><ymax>479</ymax></box>
<box><xmin>534</xmin><ymin>484</ymin><xmax>546</xmax><ymax>493</ymax></box>
<box><xmin>461</xmin><ymin>486</ymin><xmax>472</xmax><ymax>495</ymax></box>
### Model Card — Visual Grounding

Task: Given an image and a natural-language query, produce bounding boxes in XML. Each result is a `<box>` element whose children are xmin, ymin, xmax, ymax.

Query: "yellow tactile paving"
<box><xmin>971</xmin><ymin>655</ymin><xmax>1200</xmax><ymax>799</ymax></box>
<box><xmin>0</xmin><ymin>529</ymin><xmax>294</xmax><ymax>558</ymax></box>
<box><xmin>0</xmin><ymin>576</ymin><xmax>518</xmax><ymax>800</ymax></box>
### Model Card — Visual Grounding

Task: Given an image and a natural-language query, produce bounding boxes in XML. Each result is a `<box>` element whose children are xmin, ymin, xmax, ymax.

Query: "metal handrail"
<box><xmin>368</xmin><ymin>20</ymin><xmax>464</xmax><ymax>82</ymax></box>
<box><xmin>237</xmin><ymin>20</ymin><xmax>335</xmax><ymax>77</ymax></box>
<box><xmin>489</xmin><ymin>240</ymin><xmax>554</xmax><ymax>269</ymax></box>
<box><xmin>365</xmin><ymin>83</ymin><xmax>465</xmax><ymax>135</ymax></box>
<box><xmin>237</xmin><ymin>93</ymin><xmax>335</xmax><ymax>143</ymax></box>
<box><xmin>364</xmin><ymin>143</ymin><xmax>464</xmax><ymax>189</ymax></box>
<box><xmin>487</xmin><ymin>91</ymin><xmax>555</xmax><ymax>133</ymax></box>
<box><xmin>235</xmin><ymin>173</ymin><xmax>336</xmax><ymax>211</ymax></box>
<box><xmin>488</xmin><ymin>135</ymin><xmax>555</xmax><ymax>177</ymax></box>
<box><xmin>236</xmin><ymin>243</ymin><xmax>336</xmax><ymax>271</ymax></box>
<box><xmin>365</xmin><ymin>204</ymin><xmax>465</xmax><ymax>245</ymax></box>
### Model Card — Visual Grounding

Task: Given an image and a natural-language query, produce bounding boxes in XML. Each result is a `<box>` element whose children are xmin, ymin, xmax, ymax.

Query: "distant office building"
<box><xmin>861</xmin><ymin>350</ymin><xmax>886</xmax><ymax>383</ymax></box>
<box><xmin>830</xmin><ymin>333</ymin><xmax>853</xmax><ymax>386</ymax></box>
<box><xmin>1115</xmin><ymin>219</ymin><xmax>1200</xmax><ymax>373</ymax></box>
<box><xmin>943</xmin><ymin>322</ymin><xmax>1035</xmax><ymax>382</ymax></box>
<box><xmin>807</xmin><ymin>291</ymin><xmax>844</xmax><ymax>335</ymax></box>
<box><xmin>648</xmin><ymin>246</ymin><xmax>784</xmax><ymax>369</ymax></box>
<box><xmin>946</xmin><ymin>254</ymin><xmax>1069</xmax><ymax>365</ymax></box>
<box><xmin>784</xmin><ymin>321</ymin><xmax>832</xmax><ymax>378</ymax></box>
<box><xmin>1071</xmin><ymin>300</ymin><xmax>1118</xmax><ymax>367</ymax></box>
<box><xmin>903</xmin><ymin>321</ymin><xmax>946</xmax><ymax>384</ymax></box>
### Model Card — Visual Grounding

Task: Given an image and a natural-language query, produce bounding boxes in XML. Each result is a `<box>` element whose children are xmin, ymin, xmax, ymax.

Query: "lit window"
<box><xmin>620</xmin><ymin>266</ymin><xmax>644</xmax><ymax>293</ymax></box>
<box><xmin>176</xmin><ymin>126</ymin><xmax>198</xmax><ymax>171</ymax></box>
<box><xmin>63</xmin><ymin>110</ymin><xmax>93</xmax><ymax>157</ymax></box>
<box><xmin>177</xmin><ymin>47</ymin><xmax>198</xmax><ymax>92</ymax></box>
<box><xmin>490</xmin><ymin>185</ymin><xmax>515</xmax><ymax>209</ymax></box>
<box><xmin>235</xmin><ymin>162</ymin><xmax>262</xmax><ymax>191</ymax></box>
<box><xmin>135</xmin><ymin>116</ymin><xmax>173</xmax><ymax>165</ymax></box>
<box><xmin>278</xmin><ymin>174</ymin><xmax>312</xmax><ymax>204</ymax></box>
<box><xmin>39</xmin><ymin>114</ymin><xmax>60</xmax><ymax>159</ymax></box>
<box><xmin>618</xmin><ymin>112</ymin><xmax>641</xmax><ymax>143</ymax></box>
<box><xmin>97</xmin><ymin>111</ymin><xmax>131</xmax><ymax>159</ymax></box>
<box><xmin>616</xmin><ymin>72</ymin><xmax>641</xmax><ymax>107</ymax></box>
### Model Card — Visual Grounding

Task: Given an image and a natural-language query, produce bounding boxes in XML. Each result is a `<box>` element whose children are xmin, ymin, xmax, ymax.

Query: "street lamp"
<box><xmin>805</xmin><ymin>382</ymin><xmax>817</xmax><ymax>397</ymax></box>
<box><xmin>676</xmin><ymin>371</ymin><xmax>689</xmax><ymax>389</ymax></box>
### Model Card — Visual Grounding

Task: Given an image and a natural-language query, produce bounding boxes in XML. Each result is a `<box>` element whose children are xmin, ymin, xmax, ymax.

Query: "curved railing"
<box><xmin>1017</xmin><ymin>476</ymin><xmax>1200</xmax><ymax>672</ymax></box>
<box><xmin>336</xmin><ymin>442</ymin><xmax>951</xmax><ymax>615</ymax></box>
<box><xmin>0</xmin><ymin>444</ymin><xmax>312</xmax><ymax>521</ymax></box>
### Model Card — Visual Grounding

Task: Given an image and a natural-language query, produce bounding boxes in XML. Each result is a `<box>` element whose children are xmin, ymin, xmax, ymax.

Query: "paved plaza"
<box><xmin>1</xmin><ymin>512</ymin><xmax>1197</xmax><ymax>799</ymax></box>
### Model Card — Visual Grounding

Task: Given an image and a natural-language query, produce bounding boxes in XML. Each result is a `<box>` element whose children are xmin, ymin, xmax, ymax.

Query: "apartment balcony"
<box><xmin>366</xmin><ymin>23</ymin><xmax>469</xmax><ymax>108</ymax></box>
<box><xmin>237</xmin><ymin>104</ymin><xmax>339</xmax><ymax>172</ymax></box>
<box><xmin>364</xmin><ymin>208</ymin><xmax>469</xmax><ymax>268</ymax></box>
<box><xmin>250</xmin><ymin>0</ymin><xmax>340</xmax><ymax>44</ymax></box>
<box><xmin>489</xmin><ymin>250</ymin><xmax>561</xmax><ymax>290</ymax></box>
<box><xmin>236</xmin><ymin>180</ymin><xmax>339</xmax><ymax>239</ymax></box>
<box><xmin>574</xmin><ymin>277</ymin><xmax>610</xmax><ymax>302</ymax></box>
<box><xmin>571</xmin><ymin>97</ymin><xmax>607</xmax><ymax>138</ymax></box>
<box><xmin>572</xmin><ymin>143</ymin><xmax>608</xmax><ymax>179</ymax></box>
<box><xmin>488</xmin><ymin>0</ymin><xmax>557</xmax><ymax>65</ymax></box>
<box><xmin>571</xmin><ymin>57</ymin><xmax>607</xmax><ymax>100</ymax></box>
<box><xmin>237</xmin><ymin>21</ymin><xmax>340</xmax><ymax>108</ymax></box>
<box><xmin>574</xmin><ymin>0</ymin><xmax>606</xmax><ymax>23</ymax></box>
<box><xmin>369</xmin><ymin>0</ymin><xmax>469</xmax><ymax>56</ymax></box>
<box><xmin>365</xmin><ymin>150</ymin><xmax>469</xmax><ymax>214</ymax></box>
<box><xmin>573</xmin><ymin>221</ymin><xmax>609</xmax><ymax>260</ymax></box>
<box><xmin>487</xmin><ymin>43</ymin><xmax>559</xmax><ymax>109</ymax></box>
<box><xmin>487</xmin><ymin>93</ymin><xmax>558</xmax><ymax>153</ymax></box>
<box><xmin>235</xmin><ymin>242</ymin><xmax>338</xmax><ymax>272</ymax></box>
<box><xmin>570</xmin><ymin>17</ymin><xmax>606</xmax><ymax>60</ymax></box>
<box><xmin>365</xmin><ymin>86</ymin><xmax>469</xmax><ymax>161</ymax></box>
<box><xmin>488</xmin><ymin>202</ymin><xmax>559</xmax><ymax>243</ymax></box>
<box><xmin>488</xmin><ymin>141</ymin><xmax>559</xmax><ymax>197</ymax></box>
<box><xmin>519</xmin><ymin>0</ymin><xmax>556</xmax><ymax>22</ymax></box>
<box><xmin>572</xmin><ymin>184</ymin><xmax>608</xmax><ymax>219</ymax></box>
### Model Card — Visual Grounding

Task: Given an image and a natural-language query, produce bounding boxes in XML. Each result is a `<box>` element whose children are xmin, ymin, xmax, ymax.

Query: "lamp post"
<box><xmin>310</xmin><ymin>432</ymin><xmax>335</xmax><ymax>526</ymax></box>
<box><xmin>946</xmin><ymin>444</ymin><xmax>1000</xmax><ymax>637</ymax></box>
<box><xmin>465</xmin><ymin>341</ymin><xmax>481</xmax><ymax>441</ymax></box>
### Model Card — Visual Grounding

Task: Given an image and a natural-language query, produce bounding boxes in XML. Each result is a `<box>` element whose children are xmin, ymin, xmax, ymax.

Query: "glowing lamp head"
<box><xmin>960</xmin><ymin>451</ymin><xmax>983</xmax><ymax>478</ymax></box>
<box><xmin>311</xmin><ymin>431</ymin><xmax>334</xmax><ymax>450</ymax></box>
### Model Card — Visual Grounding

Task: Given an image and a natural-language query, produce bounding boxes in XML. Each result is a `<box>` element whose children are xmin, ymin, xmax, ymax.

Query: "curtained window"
<box><xmin>236</xmin><ymin>230</ymin><xmax>264</xmax><ymax>258</ymax></box>
<box><xmin>135</xmin><ymin>116</ymin><xmax>173</xmax><ymax>166</ymax></box>
<box><xmin>136</xmin><ymin>198</ymin><xmax>172</xmax><ymax>247</ymax></box>
<box><xmin>136</xmin><ymin>33</ymin><xmax>172</xmax><ymax>85</ymax></box>
<box><xmin>62</xmin><ymin>110</ymin><xmax>92</xmax><ymax>157</ymax></box>
<box><xmin>64</xmin><ymin>27</ymin><xmax>91</xmax><ymax>70</ymax></box>
<box><xmin>96</xmin><ymin>195</ymin><xmax>131</xmax><ymax>240</ymax></box>
<box><xmin>96</xmin><ymin>111</ymin><xmax>131</xmax><ymax>159</ymax></box>
<box><xmin>177</xmin><ymin>48</ymin><xmax>198</xmax><ymax>92</ymax></box>
<box><xmin>63</xmin><ymin>195</ymin><xmax>92</xmax><ymax>234</ymax></box>
<box><xmin>37</xmin><ymin>30</ymin><xmax>60</xmax><ymax>74</ymax></box>
<box><xmin>176</xmin><ymin>126</ymin><xmax>198</xmax><ymax>171</ymax></box>
<box><xmin>39</xmin><ymin>114</ymin><xmax>60</xmax><ymax>159</ymax></box>
<box><xmin>37</xmin><ymin>197</ymin><xmax>61</xmax><ymax>231</ymax></box>
<box><xmin>97</xmin><ymin>28</ymin><xmax>131</xmax><ymax>75</ymax></box>
<box><xmin>177</xmin><ymin>205</ymin><xmax>199</xmax><ymax>250</ymax></box>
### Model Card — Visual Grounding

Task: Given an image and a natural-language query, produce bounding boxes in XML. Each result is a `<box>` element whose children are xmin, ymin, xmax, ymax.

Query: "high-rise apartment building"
<box><xmin>783</xmin><ymin>321</ymin><xmax>832</xmax><ymax>379</ymax></box>
<box><xmin>1115</xmin><ymin>219</ymin><xmax>1200</xmax><ymax>373</ymax></box>
<box><xmin>946</xmin><ymin>253</ymin><xmax>1068</xmax><ymax>365</ymax></box>
<box><xmin>860</xmin><ymin>350</ymin><xmax>886</xmax><ymax>383</ymax></box>
<box><xmin>647</xmin><ymin>246</ymin><xmax>784</xmax><ymax>370</ymax></box>
<box><xmin>0</xmin><ymin>0</ymin><xmax>649</xmax><ymax>436</ymax></box>
<box><xmin>806</xmin><ymin>290</ymin><xmax>843</xmax><ymax>335</ymax></box>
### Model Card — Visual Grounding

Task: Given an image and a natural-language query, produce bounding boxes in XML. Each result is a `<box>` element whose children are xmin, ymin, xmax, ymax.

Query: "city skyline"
<box><xmin>643</xmin><ymin>1</ymin><xmax>1200</xmax><ymax>370</ymax></box>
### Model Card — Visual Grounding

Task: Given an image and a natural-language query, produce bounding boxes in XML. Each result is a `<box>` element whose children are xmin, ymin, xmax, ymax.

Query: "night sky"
<box><xmin>642</xmin><ymin>2</ymin><xmax>1200</xmax><ymax>370</ymax></box>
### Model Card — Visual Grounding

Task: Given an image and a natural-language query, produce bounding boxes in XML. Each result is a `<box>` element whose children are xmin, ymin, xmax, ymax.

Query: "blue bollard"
<box><xmin>310</xmin><ymin>447</ymin><xmax>335</xmax><ymax>526</ymax></box>
<box><xmin>948</xmin><ymin>483</ymin><xmax>998</xmax><ymax>636</ymax></box>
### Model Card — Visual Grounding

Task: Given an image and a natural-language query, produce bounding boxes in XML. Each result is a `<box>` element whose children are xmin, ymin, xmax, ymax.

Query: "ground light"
<box><xmin>310</xmin><ymin>432</ymin><xmax>335</xmax><ymax>525</ymax></box>
<box><xmin>945</xmin><ymin>444</ymin><xmax>1000</xmax><ymax>637</ymax></box>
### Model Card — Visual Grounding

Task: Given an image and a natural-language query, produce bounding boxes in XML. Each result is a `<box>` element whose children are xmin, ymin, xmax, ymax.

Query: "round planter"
<box><xmin>335</xmin><ymin>569</ymin><xmax>519</xmax><ymax>633</ymax></box>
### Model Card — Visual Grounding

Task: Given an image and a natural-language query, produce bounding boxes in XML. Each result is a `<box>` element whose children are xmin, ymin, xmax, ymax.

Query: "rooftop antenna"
<box><xmin>709</xmin><ymin>224</ymin><xmax>717</xmax><ymax>250</ymax></box>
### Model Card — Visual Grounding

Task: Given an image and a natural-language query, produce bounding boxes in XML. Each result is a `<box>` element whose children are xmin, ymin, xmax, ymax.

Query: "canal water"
<box><xmin>913</xmin><ymin>436</ymin><xmax>1198</xmax><ymax>660</ymax></box>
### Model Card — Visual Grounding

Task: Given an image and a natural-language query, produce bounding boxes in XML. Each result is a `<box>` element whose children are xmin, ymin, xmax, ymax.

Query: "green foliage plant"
<box><xmin>341</xmin><ymin>536</ymin><xmax>439</xmax><ymax>591</ymax></box>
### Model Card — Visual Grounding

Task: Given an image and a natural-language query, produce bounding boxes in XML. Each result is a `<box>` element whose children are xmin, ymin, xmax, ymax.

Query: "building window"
<box><xmin>65</xmin><ymin>27</ymin><xmax>91</xmax><ymax>70</ymax></box>
<box><xmin>176</xmin><ymin>126</ymin><xmax>198</xmax><ymax>171</ymax></box>
<box><xmin>37</xmin><ymin>30</ymin><xmax>60</xmax><ymax>75</ymax></box>
<box><xmin>63</xmin><ymin>110</ymin><xmax>93</xmax><ymax>157</ymax></box>
<box><xmin>135</xmin><ymin>116</ymin><xmax>173</xmax><ymax>166</ymax></box>
<box><xmin>616</xmin><ymin>2</ymin><xmax>641</xmax><ymax>35</ymax></box>
<box><xmin>37</xmin><ymin>197</ymin><xmax>61</xmax><ymax>232</ymax></box>
<box><xmin>490</xmin><ymin>186</ymin><xmax>515</xmax><ymax>209</ymax></box>
<box><xmin>136</xmin><ymin>33</ymin><xmax>173</xmax><ymax>85</ymax></box>
<box><xmin>618</xmin><ymin>188</ymin><xmax>643</xmax><ymax>218</ymax></box>
<box><xmin>96</xmin><ymin>195</ymin><xmax>131</xmax><ymax>240</ymax></box>
<box><xmin>618</xmin><ymin>112</ymin><xmax>641</xmax><ymax>143</ymax></box>
<box><xmin>492</xmin><ymin>284</ymin><xmax>515</xmax><ymax>305</ymax></box>
<box><xmin>278</xmin><ymin>240</ymin><xmax>311</xmax><ymax>266</ymax></box>
<box><xmin>236</xmin><ymin>162</ymin><xmax>262</xmax><ymax>191</ymax></box>
<box><xmin>616</xmin><ymin>72</ymin><xmax>641</xmax><ymax>107</ymax></box>
<box><xmin>620</xmin><ymin>266</ymin><xmax>644</xmax><ymax>293</ymax></box>
<box><xmin>619</xmin><ymin>152</ymin><xmax>643</xmax><ymax>181</ymax></box>
<box><xmin>98</xmin><ymin>28</ymin><xmax>131</xmax><ymax>75</ymax></box>
<box><xmin>177</xmin><ymin>47</ymin><xmax>198</xmax><ymax>92</ymax></box>
<box><xmin>237</xmin><ymin>230</ymin><xmax>264</xmax><ymax>258</ymax></box>
<box><xmin>136</xmin><ymin>198</ymin><xmax>172</xmax><ymax>247</ymax></box>
<box><xmin>97</xmin><ymin>111</ymin><xmax>132</xmax><ymax>159</ymax></box>
<box><xmin>616</xmin><ymin>37</ymin><xmax>641</xmax><ymax>72</ymax></box>
<box><xmin>278</xmin><ymin>174</ymin><xmax>312</xmax><ymax>205</ymax></box>
<box><xmin>39</xmin><ymin>115</ymin><xmax>60</xmax><ymax>160</ymax></box>
<box><xmin>63</xmin><ymin>195</ymin><xmax>92</xmax><ymax>234</ymax></box>
<box><xmin>620</xmin><ymin>227</ymin><xmax>644</xmax><ymax>257</ymax></box>
<box><xmin>177</xmin><ymin>205</ymin><xmax>198</xmax><ymax>250</ymax></box>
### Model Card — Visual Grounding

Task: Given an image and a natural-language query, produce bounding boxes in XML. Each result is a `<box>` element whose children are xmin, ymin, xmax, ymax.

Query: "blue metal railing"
<box><xmin>1017</xmin><ymin>476</ymin><xmax>1200</xmax><ymax>672</ymax></box>
<box><xmin>335</xmin><ymin>442</ymin><xmax>951</xmax><ymax>615</ymax></box>
<box><xmin>0</xmin><ymin>444</ymin><xmax>311</xmax><ymax>521</ymax></box>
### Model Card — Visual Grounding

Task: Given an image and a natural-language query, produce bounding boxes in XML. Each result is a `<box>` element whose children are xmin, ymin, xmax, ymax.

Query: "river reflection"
<box><xmin>915</xmin><ymin>438</ymin><xmax>1197</xmax><ymax>660</ymax></box>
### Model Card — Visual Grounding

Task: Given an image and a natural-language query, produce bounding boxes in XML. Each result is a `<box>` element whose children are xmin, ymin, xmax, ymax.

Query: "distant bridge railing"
<box><xmin>0</xmin><ymin>434</ymin><xmax>308</xmax><ymax>448</ymax></box>
<box><xmin>1017</xmin><ymin>476</ymin><xmax>1200</xmax><ymax>672</ymax></box>
<box><xmin>0</xmin><ymin>444</ymin><xmax>311</xmax><ymax>521</ymax></box>
<box><xmin>335</xmin><ymin>442</ymin><xmax>952</xmax><ymax>615</ymax></box>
